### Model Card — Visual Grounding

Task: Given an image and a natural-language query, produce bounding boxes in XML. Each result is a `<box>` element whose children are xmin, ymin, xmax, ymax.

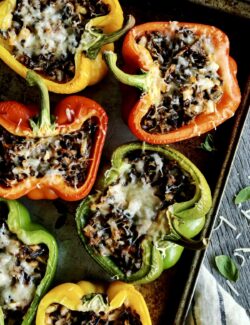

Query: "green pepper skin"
<box><xmin>0</xmin><ymin>198</ymin><xmax>58</xmax><ymax>325</ymax></box>
<box><xmin>76</xmin><ymin>143</ymin><xmax>212</xmax><ymax>284</ymax></box>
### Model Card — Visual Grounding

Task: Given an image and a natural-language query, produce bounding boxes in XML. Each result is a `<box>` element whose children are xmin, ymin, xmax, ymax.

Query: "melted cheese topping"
<box><xmin>0</xmin><ymin>222</ymin><xmax>47</xmax><ymax>316</ymax></box>
<box><xmin>93</xmin><ymin>153</ymin><xmax>169</xmax><ymax>237</ymax></box>
<box><xmin>139</xmin><ymin>27</ymin><xmax>223</xmax><ymax>133</ymax></box>
<box><xmin>0</xmin><ymin>0</ymin><xmax>109</xmax><ymax>81</ymax></box>
<box><xmin>0</xmin><ymin>119</ymin><xmax>96</xmax><ymax>189</ymax></box>
<box><xmin>10</xmin><ymin>0</ymin><xmax>80</xmax><ymax>59</ymax></box>
<box><xmin>84</xmin><ymin>151</ymin><xmax>194</xmax><ymax>275</ymax></box>
<box><xmin>96</xmin><ymin>181</ymin><xmax>161</xmax><ymax>237</ymax></box>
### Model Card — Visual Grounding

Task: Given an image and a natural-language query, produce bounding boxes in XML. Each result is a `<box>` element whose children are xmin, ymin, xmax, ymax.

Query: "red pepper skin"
<box><xmin>121</xmin><ymin>22</ymin><xmax>241</xmax><ymax>144</ymax></box>
<box><xmin>0</xmin><ymin>96</ymin><xmax>107</xmax><ymax>201</ymax></box>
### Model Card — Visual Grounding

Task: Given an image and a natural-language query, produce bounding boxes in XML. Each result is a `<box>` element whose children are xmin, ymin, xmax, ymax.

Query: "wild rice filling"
<box><xmin>83</xmin><ymin>150</ymin><xmax>195</xmax><ymax>276</ymax></box>
<box><xmin>0</xmin><ymin>0</ymin><xmax>110</xmax><ymax>82</ymax></box>
<box><xmin>45</xmin><ymin>297</ymin><xmax>142</xmax><ymax>325</ymax></box>
<box><xmin>138</xmin><ymin>27</ymin><xmax>223</xmax><ymax>133</ymax></box>
<box><xmin>0</xmin><ymin>203</ymin><xmax>48</xmax><ymax>323</ymax></box>
<box><xmin>0</xmin><ymin>118</ymin><xmax>97</xmax><ymax>189</ymax></box>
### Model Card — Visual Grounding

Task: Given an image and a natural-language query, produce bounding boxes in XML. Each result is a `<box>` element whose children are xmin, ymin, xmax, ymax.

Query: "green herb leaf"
<box><xmin>234</xmin><ymin>186</ymin><xmax>250</xmax><ymax>204</ymax></box>
<box><xmin>215</xmin><ymin>255</ymin><xmax>239</xmax><ymax>282</ymax></box>
<box><xmin>200</xmin><ymin>134</ymin><xmax>216</xmax><ymax>152</ymax></box>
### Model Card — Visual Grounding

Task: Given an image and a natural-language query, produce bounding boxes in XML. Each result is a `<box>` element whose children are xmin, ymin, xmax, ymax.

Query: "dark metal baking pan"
<box><xmin>0</xmin><ymin>0</ymin><xmax>249</xmax><ymax>324</ymax></box>
<box><xmin>188</xmin><ymin>0</ymin><xmax>250</xmax><ymax>19</ymax></box>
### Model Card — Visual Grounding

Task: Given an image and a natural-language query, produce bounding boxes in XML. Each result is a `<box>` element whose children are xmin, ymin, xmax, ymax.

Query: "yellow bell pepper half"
<box><xmin>36</xmin><ymin>281</ymin><xmax>151</xmax><ymax>325</ymax></box>
<box><xmin>0</xmin><ymin>0</ymin><xmax>124</xmax><ymax>94</ymax></box>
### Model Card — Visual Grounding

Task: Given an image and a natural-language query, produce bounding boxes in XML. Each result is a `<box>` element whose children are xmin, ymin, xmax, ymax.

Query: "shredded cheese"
<box><xmin>234</xmin><ymin>248</ymin><xmax>250</xmax><ymax>253</ymax></box>
<box><xmin>241</xmin><ymin>209</ymin><xmax>250</xmax><ymax>221</ymax></box>
<box><xmin>213</xmin><ymin>215</ymin><xmax>237</xmax><ymax>232</ymax></box>
<box><xmin>226</xmin><ymin>280</ymin><xmax>240</xmax><ymax>296</ymax></box>
<box><xmin>233</xmin><ymin>252</ymin><xmax>246</xmax><ymax>267</ymax></box>
<box><xmin>235</xmin><ymin>232</ymin><xmax>242</xmax><ymax>240</ymax></box>
<box><xmin>95</xmin><ymin>172</ymin><xmax>162</xmax><ymax>237</ymax></box>
<box><xmin>65</xmin><ymin>108</ymin><xmax>76</xmax><ymax>122</ymax></box>
<box><xmin>10</xmin><ymin>0</ymin><xmax>80</xmax><ymax>59</ymax></box>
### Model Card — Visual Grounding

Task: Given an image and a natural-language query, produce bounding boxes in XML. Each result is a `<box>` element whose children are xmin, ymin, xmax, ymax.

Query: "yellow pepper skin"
<box><xmin>36</xmin><ymin>281</ymin><xmax>151</xmax><ymax>325</ymax></box>
<box><xmin>0</xmin><ymin>0</ymin><xmax>123</xmax><ymax>94</ymax></box>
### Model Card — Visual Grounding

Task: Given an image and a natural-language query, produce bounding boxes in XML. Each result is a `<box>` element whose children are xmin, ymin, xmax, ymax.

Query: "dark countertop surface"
<box><xmin>205</xmin><ymin>107</ymin><xmax>250</xmax><ymax>316</ymax></box>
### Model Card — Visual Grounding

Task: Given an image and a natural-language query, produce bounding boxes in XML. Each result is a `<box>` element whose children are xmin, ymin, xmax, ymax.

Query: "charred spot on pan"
<box><xmin>83</xmin><ymin>150</ymin><xmax>195</xmax><ymax>276</ymax></box>
<box><xmin>0</xmin><ymin>219</ymin><xmax>48</xmax><ymax>321</ymax></box>
<box><xmin>54</xmin><ymin>214</ymin><xmax>68</xmax><ymax>229</ymax></box>
<box><xmin>45</xmin><ymin>301</ymin><xmax>142</xmax><ymax>324</ymax></box>
<box><xmin>0</xmin><ymin>0</ymin><xmax>110</xmax><ymax>83</ymax></box>
<box><xmin>137</xmin><ymin>27</ymin><xmax>223</xmax><ymax>134</ymax></box>
<box><xmin>53</xmin><ymin>200</ymin><xmax>69</xmax><ymax>229</ymax></box>
<box><xmin>0</xmin><ymin>201</ymin><xmax>9</xmax><ymax>222</ymax></box>
<box><xmin>0</xmin><ymin>118</ymin><xmax>98</xmax><ymax>189</ymax></box>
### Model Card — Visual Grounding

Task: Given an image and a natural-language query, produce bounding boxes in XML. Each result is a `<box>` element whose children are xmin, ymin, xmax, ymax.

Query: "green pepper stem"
<box><xmin>26</xmin><ymin>71</ymin><xmax>55</xmax><ymax>137</ymax></box>
<box><xmin>103</xmin><ymin>51</ymin><xmax>148</xmax><ymax>91</ymax></box>
<box><xmin>82</xmin><ymin>15</ymin><xmax>136</xmax><ymax>60</ymax></box>
<box><xmin>164</xmin><ymin>233</ymin><xmax>208</xmax><ymax>250</ymax></box>
<box><xmin>163</xmin><ymin>213</ymin><xmax>208</xmax><ymax>251</ymax></box>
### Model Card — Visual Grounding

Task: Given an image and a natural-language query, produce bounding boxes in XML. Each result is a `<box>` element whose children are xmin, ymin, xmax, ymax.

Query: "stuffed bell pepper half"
<box><xmin>36</xmin><ymin>281</ymin><xmax>151</xmax><ymax>324</ymax></box>
<box><xmin>0</xmin><ymin>0</ymin><xmax>135</xmax><ymax>93</ymax></box>
<box><xmin>104</xmin><ymin>21</ymin><xmax>241</xmax><ymax>144</ymax></box>
<box><xmin>76</xmin><ymin>143</ymin><xmax>212</xmax><ymax>284</ymax></box>
<box><xmin>0</xmin><ymin>71</ymin><xmax>107</xmax><ymax>200</ymax></box>
<box><xmin>0</xmin><ymin>198</ymin><xmax>58</xmax><ymax>325</ymax></box>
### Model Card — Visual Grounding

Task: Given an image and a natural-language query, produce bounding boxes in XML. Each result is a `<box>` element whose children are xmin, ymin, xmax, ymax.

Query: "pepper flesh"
<box><xmin>0</xmin><ymin>71</ymin><xmax>108</xmax><ymax>200</ymax></box>
<box><xmin>0</xmin><ymin>198</ymin><xmax>58</xmax><ymax>325</ymax></box>
<box><xmin>76</xmin><ymin>143</ymin><xmax>212</xmax><ymax>284</ymax></box>
<box><xmin>36</xmin><ymin>281</ymin><xmax>151</xmax><ymax>325</ymax></box>
<box><xmin>104</xmin><ymin>21</ymin><xmax>241</xmax><ymax>144</ymax></box>
<box><xmin>0</xmin><ymin>0</ymin><xmax>124</xmax><ymax>94</ymax></box>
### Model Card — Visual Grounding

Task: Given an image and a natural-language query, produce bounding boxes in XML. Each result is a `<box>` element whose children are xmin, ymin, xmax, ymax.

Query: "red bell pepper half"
<box><xmin>0</xmin><ymin>71</ymin><xmax>107</xmax><ymax>200</ymax></box>
<box><xmin>104</xmin><ymin>21</ymin><xmax>241</xmax><ymax>144</ymax></box>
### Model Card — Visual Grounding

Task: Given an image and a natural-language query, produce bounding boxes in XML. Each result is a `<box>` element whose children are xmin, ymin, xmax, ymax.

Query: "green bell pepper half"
<box><xmin>76</xmin><ymin>143</ymin><xmax>212</xmax><ymax>284</ymax></box>
<box><xmin>0</xmin><ymin>198</ymin><xmax>58</xmax><ymax>325</ymax></box>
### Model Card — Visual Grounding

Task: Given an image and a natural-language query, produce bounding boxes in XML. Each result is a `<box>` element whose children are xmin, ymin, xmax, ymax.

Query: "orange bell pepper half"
<box><xmin>0</xmin><ymin>71</ymin><xmax>107</xmax><ymax>200</ymax></box>
<box><xmin>104</xmin><ymin>21</ymin><xmax>241</xmax><ymax>144</ymax></box>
